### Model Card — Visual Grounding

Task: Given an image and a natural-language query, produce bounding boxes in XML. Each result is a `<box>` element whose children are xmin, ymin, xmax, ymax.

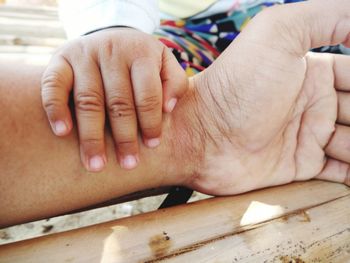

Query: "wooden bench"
<box><xmin>0</xmin><ymin>180</ymin><xmax>349</xmax><ymax>262</ymax></box>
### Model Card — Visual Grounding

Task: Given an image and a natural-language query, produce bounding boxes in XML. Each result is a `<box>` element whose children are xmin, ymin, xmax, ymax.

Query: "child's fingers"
<box><xmin>131</xmin><ymin>57</ymin><xmax>162</xmax><ymax>148</ymax></box>
<box><xmin>101</xmin><ymin>63</ymin><xmax>139</xmax><ymax>170</ymax></box>
<box><xmin>41</xmin><ymin>55</ymin><xmax>73</xmax><ymax>136</ymax></box>
<box><xmin>160</xmin><ymin>47</ymin><xmax>188</xmax><ymax>113</ymax></box>
<box><xmin>73</xmin><ymin>58</ymin><xmax>107</xmax><ymax>172</ymax></box>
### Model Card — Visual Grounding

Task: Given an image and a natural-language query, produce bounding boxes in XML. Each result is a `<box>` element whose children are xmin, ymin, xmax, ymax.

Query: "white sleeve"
<box><xmin>59</xmin><ymin>0</ymin><xmax>160</xmax><ymax>39</ymax></box>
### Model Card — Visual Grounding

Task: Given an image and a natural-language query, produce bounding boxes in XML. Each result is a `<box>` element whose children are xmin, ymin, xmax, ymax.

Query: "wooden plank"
<box><xmin>0</xmin><ymin>181</ymin><xmax>349</xmax><ymax>262</ymax></box>
<box><xmin>162</xmin><ymin>195</ymin><xmax>350</xmax><ymax>263</ymax></box>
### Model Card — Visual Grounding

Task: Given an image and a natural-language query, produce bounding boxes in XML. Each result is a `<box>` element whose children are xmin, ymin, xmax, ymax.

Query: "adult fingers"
<box><xmin>316</xmin><ymin>158</ymin><xmax>350</xmax><ymax>186</ymax></box>
<box><xmin>41</xmin><ymin>55</ymin><xmax>73</xmax><ymax>136</ymax></box>
<box><xmin>337</xmin><ymin>91</ymin><xmax>350</xmax><ymax>125</ymax></box>
<box><xmin>73</xmin><ymin>57</ymin><xmax>106</xmax><ymax>172</ymax></box>
<box><xmin>334</xmin><ymin>54</ymin><xmax>350</xmax><ymax>91</ymax></box>
<box><xmin>247</xmin><ymin>0</ymin><xmax>350</xmax><ymax>56</ymax></box>
<box><xmin>131</xmin><ymin>57</ymin><xmax>162</xmax><ymax>147</ymax></box>
<box><xmin>160</xmin><ymin>47</ymin><xmax>188</xmax><ymax>113</ymax></box>
<box><xmin>333</xmin><ymin>54</ymin><xmax>350</xmax><ymax>125</ymax></box>
<box><xmin>101</xmin><ymin>63</ymin><xmax>139</xmax><ymax>170</ymax></box>
<box><xmin>325</xmin><ymin>124</ymin><xmax>350</xmax><ymax>164</ymax></box>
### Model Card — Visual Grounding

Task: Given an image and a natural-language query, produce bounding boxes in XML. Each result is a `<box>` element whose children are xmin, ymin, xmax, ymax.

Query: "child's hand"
<box><xmin>41</xmin><ymin>28</ymin><xmax>187</xmax><ymax>171</ymax></box>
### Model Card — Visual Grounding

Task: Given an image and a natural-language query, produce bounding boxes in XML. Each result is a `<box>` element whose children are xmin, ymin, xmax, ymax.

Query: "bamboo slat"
<box><xmin>0</xmin><ymin>181</ymin><xmax>349</xmax><ymax>262</ymax></box>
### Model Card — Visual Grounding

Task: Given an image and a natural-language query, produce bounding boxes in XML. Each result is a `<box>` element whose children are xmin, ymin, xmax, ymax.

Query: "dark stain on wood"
<box><xmin>42</xmin><ymin>225</ymin><xmax>54</xmax><ymax>234</ymax></box>
<box><xmin>145</xmin><ymin>227</ymin><xmax>257</xmax><ymax>262</ymax></box>
<box><xmin>281</xmin><ymin>210</ymin><xmax>311</xmax><ymax>223</ymax></box>
<box><xmin>149</xmin><ymin>232</ymin><xmax>173</xmax><ymax>258</ymax></box>
<box><xmin>279</xmin><ymin>255</ymin><xmax>306</xmax><ymax>263</ymax></box>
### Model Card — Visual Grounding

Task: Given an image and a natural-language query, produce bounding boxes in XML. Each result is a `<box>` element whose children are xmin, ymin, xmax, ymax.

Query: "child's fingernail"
<box><xmin>121</xmin><ymin>155</ymin><xmax>138</xmax><ymax>170</ymax></box>
<box><xmin>54</xmin><ymin>120</ymin><xmax>67</xmax><ymax>136</ymax></box>
<box><xmin>89</xmin><ymin>155</ymin><xmax>105</xmax><ymax>172</ymax></box>
<box><xmin>145</xmin><ymin>137</ymin><xmax>160</xmax><ymax>148</ymax></box>
<box><xmin>167</xmin><ymin>98</ymin><xmax>177</xmax><ymax>112</ymax></box>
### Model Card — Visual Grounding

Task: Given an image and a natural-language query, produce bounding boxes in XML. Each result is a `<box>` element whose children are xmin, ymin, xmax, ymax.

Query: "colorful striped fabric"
<box><xmin>154</xmin><ymin>0</ymin><xmax>343</xmax><ymax>76</ymax></box>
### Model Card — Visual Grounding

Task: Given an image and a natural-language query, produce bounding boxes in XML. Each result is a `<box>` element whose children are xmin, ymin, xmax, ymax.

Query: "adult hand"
<box><xmin>41</xmin><ymin>28</ymin><xmax>187</xmax><ymax>171</ymax></box>
<box><xmin>177</xmin><ymin>0</ymin><xmax>350</xmax><ymax>195</ymax></box>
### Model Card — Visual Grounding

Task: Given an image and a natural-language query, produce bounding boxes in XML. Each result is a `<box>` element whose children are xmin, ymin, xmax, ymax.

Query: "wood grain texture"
<box><xmin>0</xmin><ymin>181</ymin><xmax>349</xmax><ymax>263</ymax></box>
<box><xmin>162</xmin><ymin>194</ymin><xmax>350</xmax><ymax>263</ymax></box>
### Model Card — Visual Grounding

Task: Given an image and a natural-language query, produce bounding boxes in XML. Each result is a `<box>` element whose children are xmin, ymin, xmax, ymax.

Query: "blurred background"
<box><xmin>0</xmin><ymin>0</ymin><xmax>210</xmax><ymax>245</ymax></box>
<box><xmin>0</xmin><ymin>0</ymin><xmax>64</xmax><ymax>65</ymax></box>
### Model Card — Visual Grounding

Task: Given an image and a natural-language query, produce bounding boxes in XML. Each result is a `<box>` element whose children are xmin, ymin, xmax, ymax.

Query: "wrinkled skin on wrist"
<box><xmin>169</xmin><ymin>1</ymin><xmax>350</xmax><ymax>195</ymax></box>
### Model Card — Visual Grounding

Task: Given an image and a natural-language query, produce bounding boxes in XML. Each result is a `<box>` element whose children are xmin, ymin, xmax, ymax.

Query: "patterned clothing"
<box><xmin>154</xmin><ymin>0</ymin><xmax>344</xmax><ymax>76</ymax></box>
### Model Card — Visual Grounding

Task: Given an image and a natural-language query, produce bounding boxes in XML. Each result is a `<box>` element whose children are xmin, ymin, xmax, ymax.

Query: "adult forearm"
<box><xmin>0</xmin><ymin>62</ymin><xmax>193</xmax><ymax>227</ymax></box>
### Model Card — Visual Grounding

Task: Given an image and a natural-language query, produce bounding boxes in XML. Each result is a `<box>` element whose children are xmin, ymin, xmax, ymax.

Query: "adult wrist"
<box><xmin>161</xmin><ymin>77</ymin><xmax>208</xmax><ymax>187</ymax></box>
<box><xmin>166</xmin><ymin>72</ymin><xmax>242</xmax><ymax>193</ymax></box>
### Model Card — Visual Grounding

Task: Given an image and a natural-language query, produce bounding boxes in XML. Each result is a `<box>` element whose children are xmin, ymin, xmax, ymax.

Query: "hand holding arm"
<box><xmin>41</xmin><ymin>28</ymin><xmax>187</xmax><ymax>171</ymax></box>
<box><xmin>2</xmin><ymin>0</ymin><xmax>350</xmax><ymax>227</ymax></box>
